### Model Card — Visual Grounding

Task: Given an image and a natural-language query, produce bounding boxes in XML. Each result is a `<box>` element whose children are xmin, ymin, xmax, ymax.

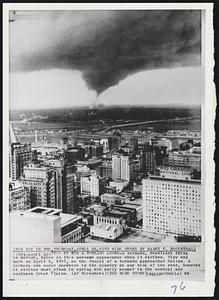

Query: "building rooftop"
<box><xmin>101</xmin><ymin>193</ymin><xmax>123</xmax><ymax>199</ymax></box>
<box><xmin>9</xmin><ymin>181</ymin><xmax>24</xmax><ymax>190</ymax></box>
<box><xmin>170</xmin><ymin>151</ymin><xmax>201</xmax><ymax>156</ymax></box>
<box><xmin>85</xmin><ymin>204</ymin><xmax>106</xmax><ymax>213</ymax></box>
<box><xmin>104</xmin><ymin>208</ymin><xmax>128</xmax><ymax>217</ymax></box>
<box><xmin>144</xmin><ymin>176</ymin><xmax>201</xmax><ymax>184</ymax></box>
<box><xmin>24</xmin><ymin>163</ymin><xmax>52</xmax><ymax>171</ymax></box>
<box><xmin>92</xmin><ymin>223</ymin><xmax>122</xmax><ymax>232</ymax></box>
<box><xmin>158</xmin><ymin>166</ymin><xmax>191</xmax><ymax>171</ymax></box>
<box><xmin>28</xmin><ymin>207</ymin><xmax>62</xmax><ymax>215</ymax></box>
<box><xmin>110</xmin><ymin>179</ymin><xmax>129</xmax><ymax>184</ymax></box>
<box><xmin>10</xmin><ymin>209</ymin><xmax>61</xmax><ymax>220</ymax></box>
<box><xmin>121</xmin><ymin>203</ymin><xmax>141</xmax><ymax>209</ymax></box>
<box><xmin>61</xmin><ymin>213</ymin><xmax>83</xmax><ymax>227</ymax></box>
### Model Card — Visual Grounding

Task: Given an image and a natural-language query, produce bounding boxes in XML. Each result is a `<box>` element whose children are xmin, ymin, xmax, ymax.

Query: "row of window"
<box><xmin>97</xmin><ymin>217</ymin><xmax>119</xmax><ymax>225</ymax></box>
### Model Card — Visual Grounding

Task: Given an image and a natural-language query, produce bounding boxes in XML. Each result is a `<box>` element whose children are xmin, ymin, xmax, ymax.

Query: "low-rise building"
<box><xmin>109</xmin><ymin>180</ymin><xmax>129</xmax><ymax>192</ymax></box>
<box><xmin>90</xmin><ymin>223</ymin><xmax>123</xmax><ymax>240</ymax></box>
<box><xmin>121</xmin><ymin>203</ymin><xmax>143</xmax><ymax>222</ymax></box>
<box><xmin>93</xmin><ymin>205</ymin><xmax>137</xmax><ymax>228</ymax></box>
<box><xmin>101</xmin><ymin>193</ymin><xmax>125</xmax><ymax>206</ymax></box>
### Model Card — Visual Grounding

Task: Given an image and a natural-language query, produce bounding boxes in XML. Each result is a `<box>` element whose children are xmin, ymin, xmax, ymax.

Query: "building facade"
<box><xmin>101</xmin><ymin>193</ymin><xmax>125</xmax><ymax>206</ymax></box>
<box><xmin>142</xmin><ymin>167</ymin><xmax>201</xmax><ymax>237</ymax></box>
<box><xmin>90</xmin><ymin>223</ymin><xmax>123</xmax><ymax>240</ymax></box>
<box><xmin>61</xmin><ymin>213</ymin><xmax>85</xmax><ymax>243</ymax></box>
<box><xmin>140</xmin><ymin>145</ymin><xmax>166</xmax><ymax>175</ymax></box>
<box><xmin>65</xmin><ymin>147</ymin><xmax>85</xmax><ymax>165</ymax></box>
<box><xmin>22</xmin><ymin>163</ymin><xmax>56</xmax><ymax>208</ymax></box>
<box><xmin>108</xmin><ymin>136</ymin><xmax>122</xmax><ymax>151</ymax></box>
<box><xmin>112</xmin><ymin>154</ymin><xmax>121</xmax><ymax>180</ymax></box>
<box><xmin>96</xmin><ymin>162</ymin><xmax>112</xmax><ymax>178</ymax></box>
<box><xmin>80</xmin><ymin>175</ymin><xmax>105</xmax><ymax>197</ymax></box>
<box><xmin>9</xmin><ymin>181</ymin><xmax>31</xmax><ymax>212</ymax></box>
<box><xmin>10</xmin><ymin>207</ymin><xmax>87</xmax><ymax>244</ymax></box>
<box><xmin>45</xmin><ymin>158</ymin><xmax>76</xmax><ymax>214</ymax></box>
<box><xmin>62</xmin><ymin>164</ymin><xmax>75</xmax><ymax>214</ymax></box>
<box><xmin>84</xmin><ymin>144</ymin><xmax>103</xmax><ymax>158</ymax></box>
<box><xmin>168</xmin><ymin>151</ymin><xmax>201</xmax><ymax>171</ymax></box>
<box><xmin>112</xmin><ymin>153</ymin><xmax>133</xmax><ymax>181</ymax></box>
<box><xmin>10</xmin><ymin>142</ymin><xmax>32</xmax><ymax>181</ymax></box>
<box><xmin>10</xmin><ymin>207</ymin><xmax>62</xmax><ymax>244</ymax></box>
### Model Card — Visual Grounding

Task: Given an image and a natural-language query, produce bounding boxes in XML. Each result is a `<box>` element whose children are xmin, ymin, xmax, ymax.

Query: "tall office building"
<box><xmin>80</xmin><ymin>176</ymin><xmax>92</xmax><ymax>195</ymax></box>
<box><xmin>140</xmin><ymin>145</ymin><xmax>166</xmax><ymax>175</ymax></box>
<box><xmin>108</xmin><ymin>136</ymin><xmax>122</xmax><ymax>151</ymax></box>
<box><xmin>62</xmin><ymin>164</ymin><xmax>75</xmax><ymax>214</ymax></box>
<box><xmin>121</xmin><ymin>155</ymin><xmax>131</xmax><ymax>181</ymax></box>
<box><xmin>9</xmin><ymin>181</ymin><xmax>31</xmax><ymax>212</ymax></box>
<box><xmin>80</xmin><ymin>175</ymin><xmax>105</xmax><ymax>197</ymax></box>
<box><xmin>65</xmin><ymin>147</ymin><xmax>85</xmax><ymax>165</ymax></box>
<box><xmin>91</xmin><ymin>145</ymin><xmax>103</xmax><ymax>158</ymax></box>
<box><xmin>90</xmin><ymin>175</ymin><xmax>100</xmax><ymax>197</ymax></box>
<box><xmin>96</xmin><ymin>162</ymin><xmax>112</xmax><ymax>178</ymax></box>
<box><xmin>45</xmin><ymin>158</ymin><xmax>76</xmax><ymax>214</ymax></box>
<box><xmin>112</xmin><ymin>153</ymin><xmax>133</xmax><ymax>181</ymax></box>
<box><xmin>10</xmin><ymin>143</ymin><xmax>32</xmax><ymax>181</ymax></box>
<box><xmin>21</xmin><ymin>163</ymin><xmax>56</xmax><ymax>208</ymax></box>
<box><xmin>84</xmin><ymin>144</ymin><xmax>103</xmax><ymax>158</ymax></box>
<box><xmin>142</xmin><ymin>166</ymin><xmax>201</xmax><ymax>238</ymax></box>
<box><xmin>112</xmin><ymin>154</ymin><xmax>121</xmax><ymax>180</ymax></box>
<box><xmin>45</xmin><ymin>158</ymin><xmax>65</xmax><ymax>209</ymax></box>
<box><xmin>128</xmin><ymin>137</ymin><xmax>138</xmax><ymax>152</ymax></box>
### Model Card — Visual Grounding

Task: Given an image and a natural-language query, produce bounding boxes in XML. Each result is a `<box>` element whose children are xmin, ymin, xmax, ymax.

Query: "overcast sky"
<box><xmin>9</xmin><ymin>10</ymin><xmax>202</xmax><ymax>110</ymax></box>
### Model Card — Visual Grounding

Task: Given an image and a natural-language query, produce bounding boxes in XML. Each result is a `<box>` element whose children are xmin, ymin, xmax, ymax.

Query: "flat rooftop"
<box><xmin>61</xmin><ymin>213</ymin><xmax>82</xmax><ymax>227</ymax></box>
<box><xmin>85</xmin><ymin>228</ymin><xmax>164</xmax><ymax>243</ymax></box>
<box><xmin>28</xmin><ymin>207</ymin><xmax>62</xmax><ymax>215</ymax></box>
<box><xmin>110</xmin><ymin>180</ymin><xmax>129</xmax><ymax>183</ymax></box>
<box><xmin>145</xmin><ymin>176</ymin><xmax>201</xmax><ymax>184</ymax></box>
<box><xmin>124</xmin><ymin>198</ymin><xmax>142</xmax><ymax>206</ymax></box>
<box><xmin>92</xmin><ymin>223</ymin><xmax>122</xmax><ymax>232</ymax></box>
<box><xmin>104</xmin><ymin>208</ymin><xmax>128</xmax><ymax>217</ymax></box>
<box><xmin>10</xmin><ymin>210</ymin><xmax>61</xmax><ymax>221</ymax></box>
<box><xmin>121</xmin><ymin>203</ymin><xmax>142</xmax><ymax>209</ymax></box>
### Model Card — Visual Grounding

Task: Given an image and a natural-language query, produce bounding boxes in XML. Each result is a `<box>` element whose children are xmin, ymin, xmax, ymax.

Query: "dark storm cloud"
<box><xmin>10</xmin><ymin>10</ymin><xmax>201</xmax><ymax>95</ymax></box>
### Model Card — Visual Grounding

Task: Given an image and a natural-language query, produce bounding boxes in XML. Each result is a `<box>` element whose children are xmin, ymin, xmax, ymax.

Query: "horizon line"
<box><xmin>10</xmin><ymin>103</ymin><xmax>201</xmax><ymax>112</ymax></box>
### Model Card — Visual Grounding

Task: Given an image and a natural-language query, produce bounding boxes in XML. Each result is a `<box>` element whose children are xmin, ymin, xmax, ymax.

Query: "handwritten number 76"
<box><xmin>171</xmin><ymin>281</ymin><xmax>186</xmax><ymax>295</ymax></box>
